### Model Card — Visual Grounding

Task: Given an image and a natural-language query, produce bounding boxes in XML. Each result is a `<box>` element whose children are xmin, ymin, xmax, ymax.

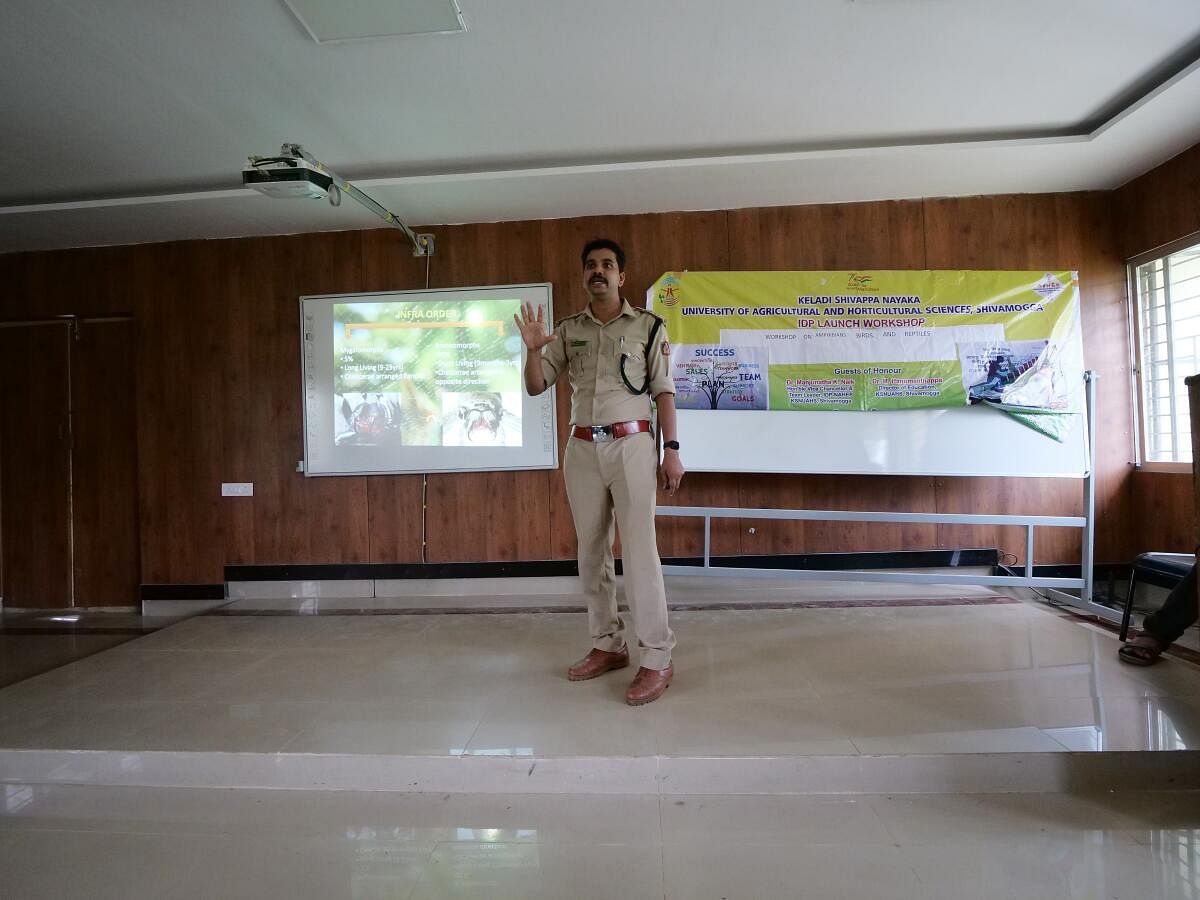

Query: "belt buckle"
<box><xmin>591</xmin><ymin>425</ymin><xmax>613</xmax><ymax>443</ymax></box>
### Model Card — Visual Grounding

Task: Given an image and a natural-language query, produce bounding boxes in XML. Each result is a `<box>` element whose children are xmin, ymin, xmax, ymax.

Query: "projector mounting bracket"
<box><xmin>271</xmin><ymin>143</ymin><xmax>435</xmax><ymax>257</ymax></box>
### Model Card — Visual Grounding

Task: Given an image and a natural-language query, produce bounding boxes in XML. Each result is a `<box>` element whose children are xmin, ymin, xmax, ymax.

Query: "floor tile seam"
<box><xmin>0</xmin><ymin>822</ymin><xmax>233</xmax><ymax>840</ymax></box>
<box><xmin>454</xmin><ymin>714</ymin><xmax>494</xmax><ymax>758</ymax></box>
<box><xmin>221</xmin><ymin>715</ymin><xmax>325</xmax><ymax>757</ymax></box>
<box><xmin>117</xmin><ymin>646</ymin><xmax>268</xmax><ymax>657</ymax></box>
<box><xmin>204</xmin><ymin>598</ymin><xmax>1022</xmax><ymax>617</ymax></box>
<box><xmin>842</xmin><ymin>735</ymin><xmax>873</xmax><ymax>757</ymax></box>
<box><xmin>432</xmin><ymin>838</ymin><xmax>667</xmax><ymax>848</ymax></box>
<box><xmin>1036</xmin><ymin>728</ymin><xmax>1078</xmax><ymax>753</ymax></box>
<box><xmin>866</xmin><ymin>827</ymin><xmax>1178</xmax><ymax>845</ymax></box>
<box><xmin>9</xmin><ymin>747</ymin><xmax>1186</xmax><ymax>763</ymax></box>
<box><xmin>656</xmin><ymin>791</ymin><xmax>668</xmax><ymax>897</ymax></box>
<box><xmin>656</xmin><ymin>836</ymin><xmax>914</xmax><ymax>849</ymax></box>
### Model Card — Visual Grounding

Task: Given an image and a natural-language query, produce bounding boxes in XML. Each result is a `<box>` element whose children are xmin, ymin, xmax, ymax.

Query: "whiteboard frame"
<box><xmin>658</xmin><ymin>372</ymin><xmax>1112</xmax><ymax>618</ymax></box>
<box><xmin>675</xmin><ymin>405</ymin><xmax>1089</xmax><ymax>478</ymax></box>
<box><xmin>299</xmin><ymin>284</ymin><xmax>558</xmax><ymax>477</ymax></box>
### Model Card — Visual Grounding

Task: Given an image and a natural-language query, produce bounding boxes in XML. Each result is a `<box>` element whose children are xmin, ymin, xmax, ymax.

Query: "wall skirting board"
<box><xmin>222</xmin><ymin>548</ymin><xmax>999</xmax><ymax>583</ymax></box>
<box><xmin>137</xmin><ymin>554</ymin><xmax>1143</xmax><ymax>608</ymax></box>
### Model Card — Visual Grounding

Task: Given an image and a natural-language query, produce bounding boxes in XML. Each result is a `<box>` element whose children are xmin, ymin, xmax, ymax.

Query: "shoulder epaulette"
<box><xmin>555</xmin><ymin>310</ymin><xmax>588</xmax><ymax>328</ymax></box>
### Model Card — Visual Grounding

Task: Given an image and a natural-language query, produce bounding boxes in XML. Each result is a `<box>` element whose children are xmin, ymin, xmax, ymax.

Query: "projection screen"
<box><xmin>301</xmin><ymin>284</ymin><xmax>558</xmax><ymax>476</ymax></box>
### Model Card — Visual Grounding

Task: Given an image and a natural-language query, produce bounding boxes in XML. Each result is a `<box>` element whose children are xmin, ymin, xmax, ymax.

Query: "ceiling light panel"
<box><xmin>284</xmin><ymin>0</ymin><xmax>466</xmax><ymax>42</ymax></box>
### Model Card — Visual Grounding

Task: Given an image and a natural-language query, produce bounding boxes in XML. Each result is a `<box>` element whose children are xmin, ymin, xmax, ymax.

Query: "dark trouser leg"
<box><xmin>1141</xmin><ymin>564</ymin><xmax>1198</xmax><ymax>645</ymax></box>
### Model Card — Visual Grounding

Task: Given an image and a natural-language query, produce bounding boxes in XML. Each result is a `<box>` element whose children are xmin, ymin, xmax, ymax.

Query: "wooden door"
<box><xmin>71</xmin><ymin>320</ymin><xmax>141</xmax><ymax>606</ymax></box>
<box><xmin>0</xmin><ymin>324</ymin><xmax>73</xmax><ymax>608</ymax></box>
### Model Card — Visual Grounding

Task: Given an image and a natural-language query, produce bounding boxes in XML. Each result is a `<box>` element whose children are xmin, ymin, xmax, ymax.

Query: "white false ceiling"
<box><xmin>1</xmin><ymin>0</ymin><xmax>1199</xmax><ymax>253</ymax></box>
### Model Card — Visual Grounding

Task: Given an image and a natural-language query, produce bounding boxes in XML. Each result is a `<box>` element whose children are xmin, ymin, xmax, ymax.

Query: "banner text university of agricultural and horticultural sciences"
<box><xmin>648</xmin><ymin>271</ymin><xmax>1084</xmax><ymax>440</ymax></box>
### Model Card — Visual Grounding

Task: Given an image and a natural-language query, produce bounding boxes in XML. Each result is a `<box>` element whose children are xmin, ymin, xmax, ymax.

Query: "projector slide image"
<box><xmin>301</xmin><ymin>285</ymin><xmax>557</xmax><ymax>476</ymax></box>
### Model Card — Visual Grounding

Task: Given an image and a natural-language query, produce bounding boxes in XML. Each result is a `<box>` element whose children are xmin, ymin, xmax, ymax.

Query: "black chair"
<box><xmin>1120</xmin><ymin>552</ymin><xmax>1196</xmax><ymax>641</ymax></box>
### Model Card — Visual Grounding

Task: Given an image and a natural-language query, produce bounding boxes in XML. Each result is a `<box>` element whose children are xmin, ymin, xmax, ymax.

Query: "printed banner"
<box><xmin>649</xmin><ymin>271</ymin><xmax>1083</xmax><ymax>431</ymax></box>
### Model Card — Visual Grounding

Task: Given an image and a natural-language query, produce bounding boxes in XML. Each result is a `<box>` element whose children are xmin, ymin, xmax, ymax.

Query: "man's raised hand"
<box><xmin>514</xmin><ymin>302</ymin><xmax>557</xmax><ymax>351</ymax></box>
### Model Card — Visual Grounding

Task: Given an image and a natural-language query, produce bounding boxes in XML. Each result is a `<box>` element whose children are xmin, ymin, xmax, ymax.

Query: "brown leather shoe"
<box><xmin>567</xmin><ymin>646</ymin><xmax>629</xmax><ymax>681</ymax></box>
<box><xmin>625</xmin><ymin>664</ymin><xmax>674</xmax><ymax>705</ymax></box>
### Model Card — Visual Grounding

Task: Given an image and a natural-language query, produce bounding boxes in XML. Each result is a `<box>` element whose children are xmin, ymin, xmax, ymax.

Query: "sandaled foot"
<box><xmin>1118</xmin><ymin>633</ymin><xmax>1166</xmax><ymax>666</ymax></box>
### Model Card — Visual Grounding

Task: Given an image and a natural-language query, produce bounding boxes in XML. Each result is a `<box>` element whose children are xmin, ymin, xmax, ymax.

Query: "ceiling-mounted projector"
<box><xmin>242</xmin><ymin>143</ymin><xmax>435</xmax><ymax>256</ymax></box>
<box><xmin>242</xmin><ymin>155</ymin><xmax>333</xmax><ymax>199</ymax></box>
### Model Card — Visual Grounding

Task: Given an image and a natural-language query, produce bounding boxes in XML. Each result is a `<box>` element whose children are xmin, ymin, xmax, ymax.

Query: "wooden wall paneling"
<box><xmin>360</xmin><ymin>228</ymin><xmax>434</xmax><ymax>563</ymax></box>
<box><xmin>173</xmin><ymin>240</ymin><xmax>229</xmax><ymax>580</ymax></box>
<box><xmin>425</xmin><ymin>470</ymin><xmax>550</xmax><ymax>562</ymax></box>
<box><xmin>217</xmin><ymin>236</ymin><xmax>269</xmax><ymax>568</ymax></box>
<box><xmin>91</xmin><ymin>246</ymin><xmax>132</xmax><ymax>316</ymax></box>
<box><xmin>133</xmin><ymin>241</ymin><xmax>227</xmax><ymax>583</ymax></box>
<box><xmin>651</xmin><ymin>473</ymin><xmax>743</xmax><ymax>561</ymax></box>
<box><xmin>0</xmin><ymin>251</ymin><xmax>28</xmax><ymax>600</ymax></box>
<box><xmin>733</xmin><ymin>474</ymin><xmax>939</xmax><ymax>556</ymax></box>
<box><xmin>1115</xmin><ymin>141</ymin><xmax>1200</xmax><ymax>260</ymax></box>
<box><xmin>251</xmin><ymin>232</ymin><xmax>371</xmax><ymax>565</ymax></box>
<box><xmin>71</xmin><ymin>320</ymin><xmax>141</xmax><ymax>605</ymax></box>
<box><xmin>365</xmin><ymin>474</ymin><xmax>426</xmax><ymax>563</ymax></box>
<box><xmin>0</xmin><ymin>324</ymin><xmax>73</xmax><ymax>607</ymax></box>
<box><xmin>1130</xmin><ymin>471</ymin><xmax>1194</xmax><ymax>554</ymax></box>
<box><xmin>423</xmin><ymin>221</ymin><xmax>553</xmax><ymax>562</ymax></box>
<box><xmin>7</xmin><ymin>249</ymin><xmax>50</xmax><ymax>319</ymax></box>
<box><xmin>130</xmin><ymin>242</ymin><xmax>175</xmax><ymax>582</ymax></box>
<box><xmin>68</xmin><ymin>246</ymin><xmax>122</xmax><ymax>316</ymax></box>
<box><xmin>933</xmin><ymin>477</ymin><xmax>1083</xmax><ymax>565</ymax></box>
<box><xmin>922</xmin><ymin>193</ymin><xmax>1131</xmax><ymax>563</ymax></box>
<box><xmin>727</xmin><ymin>200</ymin><xmax>927</xmax><ymax>271</ymax></box>
<box><xmin>1066</xmin><ymin>195</ymin><xmax>1136</xmax><ymax>563</ymax></box>
<box><xmin>28</xmin><ymin>248</ymin><xmax>74</xmax><ymax>317</ymax></box>
<box><xmin>621</xmin><ymin>211</ymin><xmax>733</xmax><ymax>298</ymax></box>
<box><xmin>923</xmin><ymin>195</ymin><xmax>1050</xmax><ymax>268</ymax></box>
<box><xmin>359</xmin><ymin>227</ymin><xmax>431</xmax><ymax>293</ymax></box>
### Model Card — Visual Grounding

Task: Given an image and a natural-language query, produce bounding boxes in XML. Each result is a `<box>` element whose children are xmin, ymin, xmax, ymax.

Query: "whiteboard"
<box><xmin>674</xmin><ymin>404</ymin><xmax>1090</xmax><ymax>478</ymax></box>
<box><xmin>300</xmin><ymin>284</ymin><xmax>557</xmax><ymax>476</ymax></box>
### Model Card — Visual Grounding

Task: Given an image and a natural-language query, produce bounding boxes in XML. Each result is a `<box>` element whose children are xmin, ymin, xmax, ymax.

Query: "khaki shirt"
<box><xmin>540</xmin><ymin>299</ymin><xmax>675</xmax><ymax>427</ymax></box>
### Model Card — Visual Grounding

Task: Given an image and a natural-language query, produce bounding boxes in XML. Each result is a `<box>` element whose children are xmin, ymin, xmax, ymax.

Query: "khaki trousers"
<box><xmin>564</xmin><ymin>431</ymin><xmax>675</xmax><ymax>670</ymax></box>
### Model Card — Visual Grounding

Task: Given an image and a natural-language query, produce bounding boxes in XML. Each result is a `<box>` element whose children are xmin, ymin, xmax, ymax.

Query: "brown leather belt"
<box><xmin>572</xmin><ymin>419</ymin><xmax>652</xmax><ymax>443</ymax></box>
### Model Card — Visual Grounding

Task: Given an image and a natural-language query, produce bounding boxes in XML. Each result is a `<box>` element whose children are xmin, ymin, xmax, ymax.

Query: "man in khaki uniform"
<box><xmin>516</xmin><ymin>238</ymin><xmax>684</xmax><ymax>705</ymax></box>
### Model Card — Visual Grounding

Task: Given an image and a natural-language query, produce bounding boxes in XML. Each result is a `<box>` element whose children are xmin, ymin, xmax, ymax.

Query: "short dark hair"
<box><xmin>581</xmin><ymin>238</ymin><xmax>625</xmax><ymax>272</ymax></box>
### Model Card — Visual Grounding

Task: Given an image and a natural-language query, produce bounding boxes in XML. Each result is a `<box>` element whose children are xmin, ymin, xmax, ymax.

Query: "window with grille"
<box><xmin>1131</xmin><ymin>238</ymin><xmax>1200</xmax><ymax>465</ymax></box>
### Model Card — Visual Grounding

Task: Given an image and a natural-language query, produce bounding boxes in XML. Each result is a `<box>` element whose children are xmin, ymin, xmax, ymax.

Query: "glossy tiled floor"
<box><xmin>0</xmin><ymin>784</ymin><xmax>1197</xmax><ymax>898</ymax></box>
<box><xmin>0</xmin><ymin>587</ymin><xmax>1197</xmax><ymax>764</ymax></box>
<box><xmin>1</xmin><ymin>579</ymin><xmax>1199</xmax><ymax>896</ymax></box>
<box><xmin>0</xmin><ymin>600</ymin><xmax>227</xmax><ymax>688</ymax></box>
